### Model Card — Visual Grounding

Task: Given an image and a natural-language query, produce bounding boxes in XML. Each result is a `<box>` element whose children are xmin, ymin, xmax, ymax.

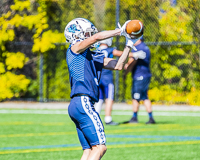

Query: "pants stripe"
<box><xmin>108</xmin><ymin>83</ymin><xmax>114</xmax><ymax>100</ymax></box>
<box><xmin>81</xmin><ymin>96</ymin><xmax>106</xmax><ymax>144</ymax></box>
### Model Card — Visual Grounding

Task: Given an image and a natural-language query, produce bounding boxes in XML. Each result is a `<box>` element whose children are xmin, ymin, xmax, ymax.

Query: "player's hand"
<box><xmin>126</xmin><ymin>39</ymin><xmax>137</xmax><ymax>51</ymax></box>
<box><xmin>132</xmin><ymin>51</ymin><xmax>146</xmax><ymax>60</ymax></box>
<box><xmin>126</xmin><ymin>35</ymin><xmax>143</xmax><ymax>51</ymax></box>
<box><xmin>117</xmin><ymin>20</ymin><xmax>131</xmax><ymax>37</ymax></box>
<box><xmin>124</xmin><ymin>63</ymin><xmax>128</xmax><ymax>70</ymax></box>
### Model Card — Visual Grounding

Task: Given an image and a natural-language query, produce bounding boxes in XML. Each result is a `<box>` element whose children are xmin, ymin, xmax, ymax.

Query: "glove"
<box><xmin>126</xmin><ymin>35</ymin><xmax>143</xmax><ymax>51</ymax></box>
<box><xmin>117</xmin><ymin>20</ymin><xmax>131</xmax><ymax>37</ymax></box>
<box><xmin>132</xmin><ymin>51</ymin><xmax>146</xmax><ymax>60</ymax></box>
<box><xmin>126</xmin><ymin>40</ymin><xmax>137</xmax><ymax>51</ymax></box>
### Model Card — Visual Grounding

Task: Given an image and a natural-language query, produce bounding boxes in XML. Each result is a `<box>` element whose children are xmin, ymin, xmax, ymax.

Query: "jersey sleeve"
<box><xmin>93</xmin><ymin>52</ymin><xmax>104</xmax><ymax>69</ymax></box>
<box><xmin>92</xmin><ymin>52</ymin><xmax>105</xmax><ymax>81</ymax></box>
<box><xmin>108</xmin><ymin>48</ymin><xmax>114</xmax><ymax>58</ymax></box>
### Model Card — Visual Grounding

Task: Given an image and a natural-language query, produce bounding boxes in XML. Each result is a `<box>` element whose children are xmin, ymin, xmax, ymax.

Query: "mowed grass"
<box><xmin>0</xmin><ymin>109</ymin><xmax>200</xmax><ymax>160</ymax></box>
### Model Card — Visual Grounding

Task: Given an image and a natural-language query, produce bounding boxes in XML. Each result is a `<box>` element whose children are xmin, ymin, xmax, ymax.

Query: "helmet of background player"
<box><xmin>99</xmin><ymin>37</ymin><xmax>113</xmax><ymax>47</ymax></box>
<box><xmin>64</xmin><ymin>18</ymin><xmax>100</xmax><ymax>48</ymax></box>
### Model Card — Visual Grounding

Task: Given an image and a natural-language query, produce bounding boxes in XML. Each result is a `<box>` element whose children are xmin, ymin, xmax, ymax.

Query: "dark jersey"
<box><xmin>66</xmin><ymin>45</ymin><xmax>104</xmax><ymax>102</ymax></box>
<box><xmin>96</xmin><ymin>47</ymin><xmax>115</xmax><ymax>85</ymax></box>
<box><xmin>131</xmin><ymin>42</ymin><xmax>152</xmax><ymax>80</ymax></box>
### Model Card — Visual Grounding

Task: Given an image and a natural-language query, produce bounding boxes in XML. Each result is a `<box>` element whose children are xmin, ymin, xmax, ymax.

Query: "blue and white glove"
<box><xmin>117</xmin><ymin>20</ymin><xmax>131</xmax><ymax>37</ymax></box>
<box><xmin>132</xmin><ymin>51</ymin><xmax>146</xmax><ymax>60</ymax></box>
<box><xmin>126</xmin><ymin>35</ymin><xmax>143</xmax><ymax>51</ymax></box>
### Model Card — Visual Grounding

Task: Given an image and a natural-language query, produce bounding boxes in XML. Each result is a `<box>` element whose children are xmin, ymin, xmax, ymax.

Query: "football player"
<box><xmin>95</xmin><ymin>37</ymin><xmax>146</xmax><ymax>126</ymax></box>
<box><xmin>94</xmin><ymin>37</ymin><xmax>122</xmax><ymax>126</ymax></box>
<box><xmin>124</xmin><ymin>37</ymin><xmax>156</xmax><ymax>124</ymax></box>
<box><xmin>64</xmin><ymin>18</ymin><xmax>142</xmax><ymax>160</ymax></box>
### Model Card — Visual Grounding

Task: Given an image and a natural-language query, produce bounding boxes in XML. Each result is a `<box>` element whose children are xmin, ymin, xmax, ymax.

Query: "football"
<box><xmin>126</xmin><ymin>20</ymin><xmax>143</xmax><ymax>37</ymax></box>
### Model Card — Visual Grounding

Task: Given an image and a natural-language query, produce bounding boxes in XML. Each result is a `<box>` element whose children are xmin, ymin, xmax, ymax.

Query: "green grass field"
<box><xmin>0</xmin><ymin>109</ymin><xmax>200</xmax><ymax>160</ymax></box>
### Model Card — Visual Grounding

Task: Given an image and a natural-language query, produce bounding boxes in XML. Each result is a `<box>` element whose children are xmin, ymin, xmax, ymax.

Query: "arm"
<box><xmin>112</xmin><ymin>49</ymin><xmax>123</xmax><ymax>57</ymax></box>
<box><xmin>71</xmin><ymin>29</ymin><xmax>121</xmax><ymax>54</ymax></box>
<box><xmin>124</xmin><ymin>58</ymin><xmax>137</xmax><ymax>77</ymax></box>
<box><xmin>113</xmin><ymin>49</ymin><xmax>133</xmax><ymax>57</ymax></box>
<box><xmin>113</xmin><ymin>49</ymin><xmax>144</xmax><ymax>58</ymax></box>
<box><xmin>103</xmin><ymin>46</ymin><xmax>131</xmax><ymax>70</ymax></box>
<box><xmin>103</xmin><ymin>36</ymin><xmax>141</xmax><ymax>70</ymax></box>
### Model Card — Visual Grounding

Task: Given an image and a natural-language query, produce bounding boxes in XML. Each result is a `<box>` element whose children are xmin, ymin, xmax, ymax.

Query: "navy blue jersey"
<box><xmin>131</xmin><ymin>42</ymin><xmax>152</xmax><ymax>80</ymax></box>
<box><xmin>66</xmin><ymin>45</ymin><xmax>104</xmax><ymax>102</ymax></box>
<box><xmin>96</xmin><ymin>47</ymin><xmax>115</xmax><ymax>85</ymax></box>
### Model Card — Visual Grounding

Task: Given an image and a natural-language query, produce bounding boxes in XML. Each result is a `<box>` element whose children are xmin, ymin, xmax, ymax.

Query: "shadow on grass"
<box><xmin>119</xmin><ymin>120</ymin><xmax>175</xmax><ymax>125</ymax></box>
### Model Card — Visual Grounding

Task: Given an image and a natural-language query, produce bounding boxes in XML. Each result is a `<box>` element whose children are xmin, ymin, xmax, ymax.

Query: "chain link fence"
<box><xmin>1</xmin><ymin>0</ymin><xmax>200</xmax><ymax>104</ymax></box>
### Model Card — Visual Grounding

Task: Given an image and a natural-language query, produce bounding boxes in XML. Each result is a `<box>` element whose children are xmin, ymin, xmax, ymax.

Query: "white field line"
<box><xmin>0</xmin><ymin>110</ymin><xmax>68</xmax><ymax>114</ymax></box>
<box><xmin>0</xmin><ymin>109</ymin><xmax>200</xmax><ymax>117</ymax></box>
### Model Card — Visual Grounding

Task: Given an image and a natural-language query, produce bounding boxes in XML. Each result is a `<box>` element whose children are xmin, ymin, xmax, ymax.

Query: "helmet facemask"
<box><xmin>82</xmin><ymin>28</ymin><xmax>100</xmax><ymax>48</ymax></box>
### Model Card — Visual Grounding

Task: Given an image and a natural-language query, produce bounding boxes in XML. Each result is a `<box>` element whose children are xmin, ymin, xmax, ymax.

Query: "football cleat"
<box><xmin>128</xmin><ymin>117</ymin><xmax>138</xmax><ymax>123</ymax></box>
<box><xmin>146</xmin><ymin>118</ymin><xmax>156</xmax><ymax>124</ymax></box>
<box><xmin>106</xmin><ymin>121</ymin><xmax>119</xmax><ymax>126</ymax></box>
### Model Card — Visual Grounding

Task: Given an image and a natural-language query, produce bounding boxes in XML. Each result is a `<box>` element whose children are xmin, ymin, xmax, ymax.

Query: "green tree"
<box><xmin>151</xmin><ymin>1</ymin><xmax>198</xmax><ymax>92</ymax></box>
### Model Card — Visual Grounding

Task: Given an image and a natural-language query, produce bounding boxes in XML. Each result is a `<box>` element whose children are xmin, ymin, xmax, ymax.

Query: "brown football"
<box><xmin>126</xmin><ymin>20</ymin><xmax>143</xmax><ymax>37</ymax></box>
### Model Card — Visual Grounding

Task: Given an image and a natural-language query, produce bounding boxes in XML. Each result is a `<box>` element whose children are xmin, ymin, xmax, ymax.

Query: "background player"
<box><xmin>124</xmin><ymin>37</ymin><xmax>156</xmax><ymax>124</ymax></box>
<box><xmin>64</xmin><ymin>18</ymin><xmax>143</xmax><ymax>160</ymax></box>
<box><xmin>95</xmin><ymin>37</ymin><xmax>146</xmax><ymax>125</ymax></box>
<box><xmin>95</xmin><ymin>37</ymin><xmax>123</xmax><ymax>125</ymax></box>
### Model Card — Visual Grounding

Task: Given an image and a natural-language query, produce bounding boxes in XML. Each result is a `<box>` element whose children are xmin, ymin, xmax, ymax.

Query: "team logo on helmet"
<box><xmin>67</xmin><ymin>24</ymin><xmax>80</xmax><ymax>33</ymax></box>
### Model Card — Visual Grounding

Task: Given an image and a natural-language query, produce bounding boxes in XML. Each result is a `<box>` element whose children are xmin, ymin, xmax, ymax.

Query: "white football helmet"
<box><xmin>64</xmin><ymin>18</ymin><xmax>100</xmax><ymax>47</ymax></box>
<box><xmin>99</xmin><ymin>37</ymin><xmax>113</xmax><ymax>47</ymax></box>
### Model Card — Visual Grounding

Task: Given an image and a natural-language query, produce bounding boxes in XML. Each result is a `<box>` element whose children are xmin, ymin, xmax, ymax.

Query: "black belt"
<box><xmin>72</xmin><ymin>94</ymin><xmax>89</xmax><ymax>98</ymax></box>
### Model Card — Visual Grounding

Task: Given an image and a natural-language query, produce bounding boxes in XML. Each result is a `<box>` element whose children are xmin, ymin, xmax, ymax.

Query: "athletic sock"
<box><xmin>133</xmin><ymin>112</ymin><xmax>138</xmax><ymax>118</ymax></box>
<box><xmin>105</xmin><ymin>116</ymin><xmax>112</xmax><ymax>123</ymax></box>
<box><xmin>148</xmin><ymin>112</ymin><xmax>153</xmax><ymax>118</ymax></box>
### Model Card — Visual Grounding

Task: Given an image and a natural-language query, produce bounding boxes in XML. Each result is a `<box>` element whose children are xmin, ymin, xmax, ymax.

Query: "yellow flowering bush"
<box><xmin>0</xmin><ymin>63</ymin><xmax>5</xmax><ymax>74</ymax></box>
<box><xmin>4</xmin><ymin>52</ymin><xmax>29</xmax><ymax>70</ymax></box>
<box><xmin>32</xmin><ymin>30</ymin><xmax>64</xmax><ymax>53</ymax></box>
<box><xmin>186</xmin><ymin>87</ymin><xmax>200</xmax><ymax>106</ymax></box>
<box><xmin>148</xmin><ymin>86</ymin><xmax>200</xmax><ymax>106</ymax></box>
<box><xmin>0</xmin><ymin>0</ymin><xmax>65</xmax><ymax>101</ymax></box>
<box><xmin>0</xmin><ymin>51</ymin><xmax>30</xmax><ymax>100</ymax></box>
<box><xmin>0</xmin><ymin>72</ymin><xmax>30</xmax><ymax>101</ymax></box>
